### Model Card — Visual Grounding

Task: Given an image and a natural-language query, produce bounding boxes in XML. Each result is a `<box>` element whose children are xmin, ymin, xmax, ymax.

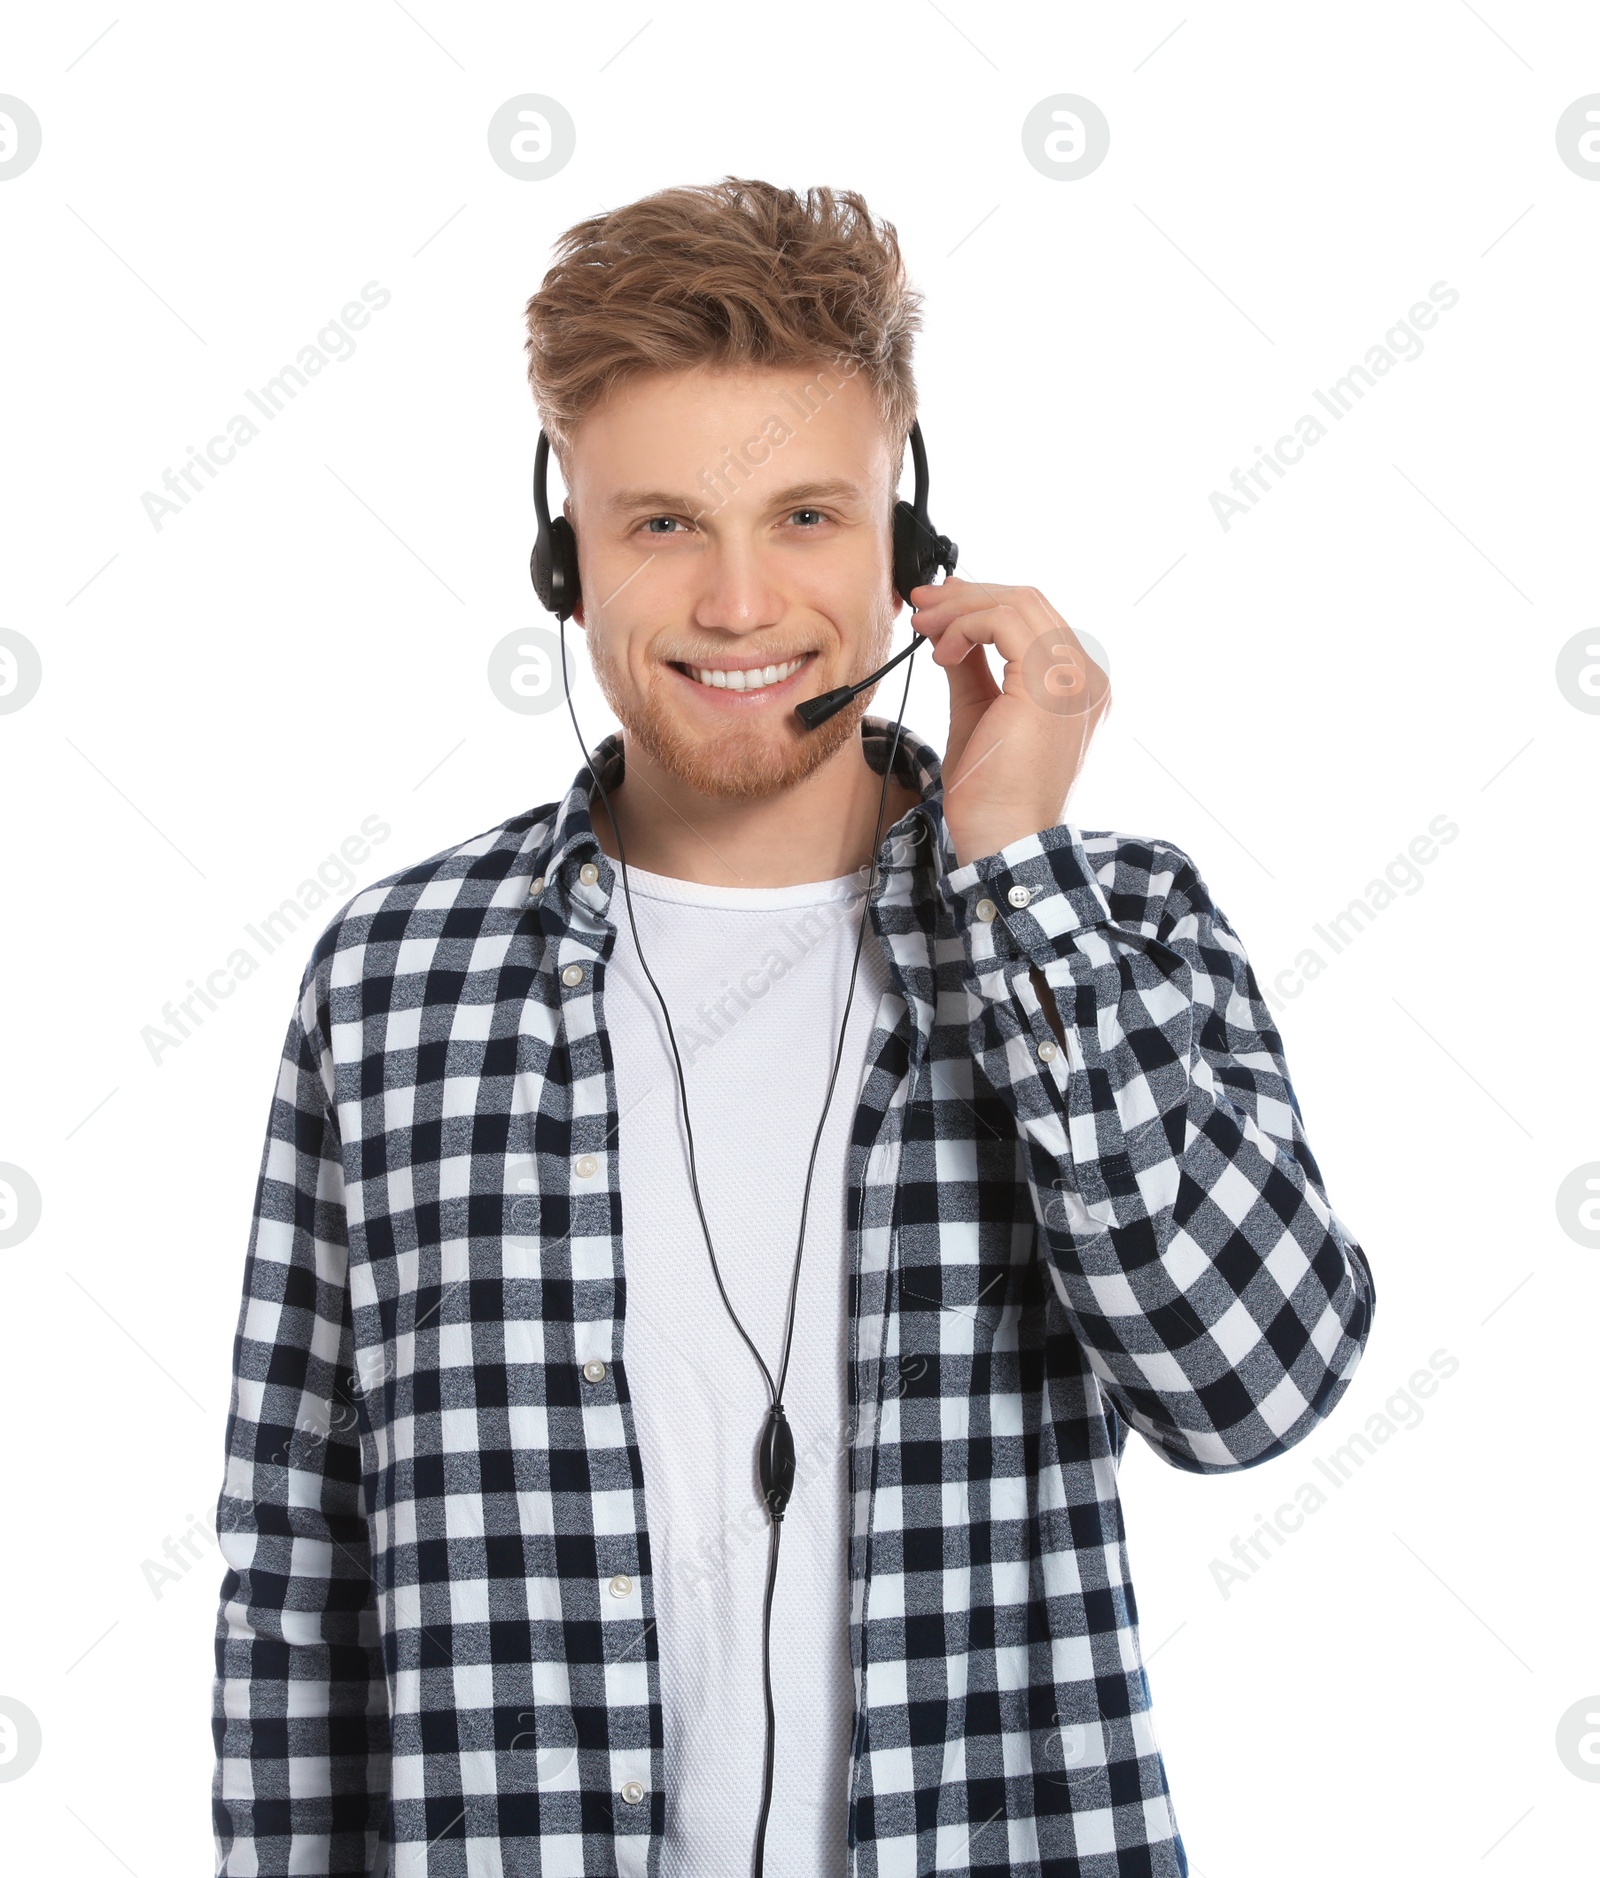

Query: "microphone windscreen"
<box><xmin>794</xmin><ymin>687</ymin><xmax>854</xmax><ymax>731</ymax></box>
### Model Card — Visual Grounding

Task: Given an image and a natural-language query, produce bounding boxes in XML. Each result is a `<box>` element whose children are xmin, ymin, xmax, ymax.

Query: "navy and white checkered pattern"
<box><xmin>213</xmin><ymin>720</ymin><xmax>1375</xmax><ymax>1876</ymax></box>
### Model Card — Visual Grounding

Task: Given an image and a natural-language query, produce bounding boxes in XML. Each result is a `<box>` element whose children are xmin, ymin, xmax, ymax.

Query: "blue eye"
<box><xmin>643</xmin><ymin>516</ymin><xmax>682</xmax><ymax>535</ymax></box>
<box><xmin>788</xmin><ymin>508</ymin><xmax>825</xmax><ymax>527</ymax></box>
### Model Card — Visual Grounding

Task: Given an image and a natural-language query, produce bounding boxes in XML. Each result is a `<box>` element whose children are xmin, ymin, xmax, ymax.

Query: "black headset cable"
<box><xmin>556</xmin><ymin>621</ymin><xmax>922</xmax><ymax>1876</ymax></box>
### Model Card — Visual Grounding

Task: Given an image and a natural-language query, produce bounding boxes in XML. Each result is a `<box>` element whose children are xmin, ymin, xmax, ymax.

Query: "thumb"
<box><xmin>939</xmin><ymin>640</ymin><xmax>1000</xmax><ymax>776</ymax></box>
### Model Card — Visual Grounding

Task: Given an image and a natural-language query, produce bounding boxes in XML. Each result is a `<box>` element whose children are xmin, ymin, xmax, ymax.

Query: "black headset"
<box><xmin>530</xmin><ymin>418</ymin><xmax>956</xmax><ymax>1876</ymax></box>
<box><xmin>531</xmin><ymin>421</ymin><xmax>957</xmax><ymax>726</ymax></box>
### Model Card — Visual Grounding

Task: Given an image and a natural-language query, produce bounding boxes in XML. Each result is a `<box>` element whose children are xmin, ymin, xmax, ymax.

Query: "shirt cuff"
<box><xmin>943</xmin><ymin>822</ymin><xmax>1114</xmax><ymax>964</ymax></box>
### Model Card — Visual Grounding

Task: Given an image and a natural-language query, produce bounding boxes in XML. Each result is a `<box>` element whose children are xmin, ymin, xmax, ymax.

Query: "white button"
<box><xmin>975</xmin><ymin>899</ymin><xmax>997</xmax><ymax>922</ymax></box>
<box><xmin>529</xmin><ymin>875</ymin><xmax>545</xmax><ymax>895</ymax></box>
<box><xmin>1037</xmin><ymin>1039</ymin><xmax>1058</xmax><ymax>1062</ymax></box>
<box><xmin>582</xmin><ymin>1359</ymin><xmax>607</xmax><ymax>1384</ymax></box>
<box><xmin>574</xmin><ymin>1155</ymin><xmax>597</xmax><ymax>1178</ymax></box>
<box><xmin>1007</xmin><ymin>885</ymin><xmax>1033</xmax><ymax>908</ymax></box>
<box><xmin>609</xmin><ymin>1573</ymin><xmax>633</xmax><ymax>1598</ymax></box>
<box><xmin>561</xmin><ymin>964</ymin><xmax>584</xmax><ymax>987</ymax></box>
<box><xmin>620</xmin><ymin>1779</ymin><xmax>646</xmax><ymax>1805</ymax></box>
<box><xmin>579</xmin><ymin>862</ymin><xmax>600</xmax><ymax>886</ymax></box>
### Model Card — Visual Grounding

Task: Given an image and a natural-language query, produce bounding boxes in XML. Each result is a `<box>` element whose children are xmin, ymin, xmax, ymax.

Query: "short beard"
<box><xmin>586</xmin><ymin>626</ymin><xmax>893</xmax><ymax>803</ymax></box>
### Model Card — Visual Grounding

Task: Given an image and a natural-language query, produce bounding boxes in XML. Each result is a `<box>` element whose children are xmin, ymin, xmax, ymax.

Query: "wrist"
<box><xmin>948</xmin><ymin>816</ymin><xmax>1055</xmax><ymax>871</ymax></box>
<box><xmin>942</xmin><ymin>820</ymin><xmax>1113</xmax><ymax>952</ymax></box>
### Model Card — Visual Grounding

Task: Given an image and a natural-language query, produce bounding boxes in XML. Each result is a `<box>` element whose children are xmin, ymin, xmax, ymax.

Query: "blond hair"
<box><xmin>524</xmin><ymin>177</ymin><xmax>921</xmax><ymax>459</ymax></box>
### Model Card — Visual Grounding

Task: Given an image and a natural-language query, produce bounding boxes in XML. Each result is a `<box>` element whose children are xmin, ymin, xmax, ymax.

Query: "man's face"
<box><xmin>563</xmin><ymin>363</ymin><xmax>902</xmax><ymax>800</ymax></box>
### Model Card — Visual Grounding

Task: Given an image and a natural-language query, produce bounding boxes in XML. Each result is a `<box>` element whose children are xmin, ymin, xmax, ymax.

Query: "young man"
<box><xmin>213</xmin><ymin>180</ymin><xmax>1375</xmax><ymax>1877</ymax></box>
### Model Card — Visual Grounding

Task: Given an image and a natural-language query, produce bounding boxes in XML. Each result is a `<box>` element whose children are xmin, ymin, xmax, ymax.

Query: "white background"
<box><xmin>1</xmin><ymin>3</ymin><xmax>1597</xmax><ymax>1872</ymax></box>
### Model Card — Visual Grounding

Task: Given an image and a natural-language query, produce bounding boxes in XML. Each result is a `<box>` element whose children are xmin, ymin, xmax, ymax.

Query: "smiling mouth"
<box><xmin>670</xmin><ymin>655</ymin><xmax>812</xmax><ymax>694</ymax></box>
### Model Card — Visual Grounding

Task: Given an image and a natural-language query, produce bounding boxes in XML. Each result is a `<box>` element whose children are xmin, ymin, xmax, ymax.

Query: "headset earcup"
<box><xmin>551</xmin><ymin>515</ymin><xmax>580</xmax><ymax>615</ymax></box>
<box><xmin>532</xmin><ymin>514</ymin><xmax>582</xmax><ymax>618</ymax></box>
<box><xmin>892</xmin><ymin>499</ymin><xmax>931</xmax><ymax>605</ymax></box>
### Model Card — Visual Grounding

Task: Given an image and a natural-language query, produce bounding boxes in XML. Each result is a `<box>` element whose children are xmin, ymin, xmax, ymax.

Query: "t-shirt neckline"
<box><xmin>606</xmin><ymin>859</ymin><xmax>867</xmax><ymax>912</ymax></box>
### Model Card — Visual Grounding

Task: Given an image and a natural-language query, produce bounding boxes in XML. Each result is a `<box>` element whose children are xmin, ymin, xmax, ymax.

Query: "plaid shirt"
<box><xmin>213</xmin><ymin>719</ymin><xmax>1375</xmax><ymax>1877</ymax></box>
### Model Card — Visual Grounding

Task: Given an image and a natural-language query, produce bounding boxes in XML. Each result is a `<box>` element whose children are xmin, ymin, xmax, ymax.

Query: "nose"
<box><xmin>689</xmin><ymin>535</ymin><xmax>784</xmax><ymax>637</ymax></box>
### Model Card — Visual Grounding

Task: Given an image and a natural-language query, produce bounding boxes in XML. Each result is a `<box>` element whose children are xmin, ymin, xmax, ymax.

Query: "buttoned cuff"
<box><xmin>943</xmin><ymin>822</ymin><xmax>1113</xmax><ymax>964</ymax></box>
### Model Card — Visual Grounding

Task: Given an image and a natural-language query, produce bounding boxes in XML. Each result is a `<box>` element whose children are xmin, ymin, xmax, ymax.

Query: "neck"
<box><xmin>590</xmin><ymin>723</ymin><xmax>921</xmax><ymax>888</ymax></box>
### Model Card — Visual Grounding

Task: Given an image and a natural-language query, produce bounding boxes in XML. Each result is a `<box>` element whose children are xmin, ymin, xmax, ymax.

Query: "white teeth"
<box><xmin>688</xmin><ymin>657</ymin><xmax>804</xmax><ymax>693</ymax></box>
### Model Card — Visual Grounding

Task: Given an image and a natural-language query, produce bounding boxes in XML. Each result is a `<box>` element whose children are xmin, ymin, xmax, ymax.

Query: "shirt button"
<box><xmin>582</xmin><ymin>1359</ymin><xmax>607</xmax><ymax>1384</ymax></box>
<box><xmin>529</xmin><ymin>875</ymin><xmax>546</xmax><ymax>896</ymax></box>
<box><xmin>620</xmin><ymin>1779</ymin><xmax>646</xmax><ymax>1805</ymax></box>
<box><xmin>975</xmin><ymin>899</ymin><xmax>997</xmax><ymax>922</ymax></box>
<box><xmin>579</xmin><ymin>862</ymin><xmax>600</xmax><ymax>886</ymax></box>
<box><xmin>1037</xmin><ymin>1039</ymin><xmax>1059</xmax><ymax>1062</ymax></box>
<box><xmin>609</xmin><ymin>1574</ymin><xmax>633</xmax><ymax>1598</ymax></box>
<box><xmin>574</xmin><ymin>1155</ymin><xmax>598</xmax><ymax>1178</ymax></box>
<box><xmin>561</xmin><ymin>964</ymin><xmax>585</xmax><ymax>987</ymax></box>
<box><xmin>1007</xmin><ymin>885</ymin><xmax>1033</xmax><ymax>908</ymax></box>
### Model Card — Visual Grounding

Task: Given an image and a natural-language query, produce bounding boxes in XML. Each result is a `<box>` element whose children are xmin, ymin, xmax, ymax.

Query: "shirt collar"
<box><xmin>528</xmin><ymin>716</ymin><xmax>955</xmax><ymax>912</ymax></box>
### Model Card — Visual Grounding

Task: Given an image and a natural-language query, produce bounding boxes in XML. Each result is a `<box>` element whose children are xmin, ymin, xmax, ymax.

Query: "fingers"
<box><xmin>910</xmin><ymin>577</ymin><xmax>1069</xmax><ymax>631</ymax></box>
<box><xmin>939</xmin><ymin>634</ymin><xmax>1001</xmax><ymax>779</ymax></box>
<box><xmin>915</xmin><ymin>599</ymin><xmax>1050</xmax><ymax>670</ymax></box>
<box><xmin>944</xmin><ymin>636</ymin><xmax>1001</xmax><ymax>718</ymax></box>
<box><xmin>912</xmin><ymin>583</ymin><xmax>1096</xmax><ymax>690</ymax></box>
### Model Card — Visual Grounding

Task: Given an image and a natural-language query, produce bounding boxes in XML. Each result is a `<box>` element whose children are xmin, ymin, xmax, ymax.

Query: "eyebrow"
<box><xmin>603</xmin><ymin>478</ymin><xmax>869</xmax><ymax>516</ymax></box>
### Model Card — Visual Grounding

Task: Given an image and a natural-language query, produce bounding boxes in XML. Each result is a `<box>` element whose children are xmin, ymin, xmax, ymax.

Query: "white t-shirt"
<box><xmin>603</xmin><ymin>860</ymin><xmax>890</xmax><ymax>1877</ymax></box>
